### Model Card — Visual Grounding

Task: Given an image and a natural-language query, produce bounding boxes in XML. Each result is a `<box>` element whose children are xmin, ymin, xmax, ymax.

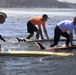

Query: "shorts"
<box><xmin>27</xmin><ymin>21</ymin><xmax>38</xmax><ymax>33</ymax></box>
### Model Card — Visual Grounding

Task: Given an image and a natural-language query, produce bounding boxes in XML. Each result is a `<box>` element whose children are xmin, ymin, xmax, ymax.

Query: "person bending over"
<box><xmin>50</xmin><ymin>16</ymin><xmax>76</xmax><ymax>47</ymax></box>
<box><xmin>26</xmin><ymin>14</ymin><xmax>49</xmax><ymax>39</ymax></box>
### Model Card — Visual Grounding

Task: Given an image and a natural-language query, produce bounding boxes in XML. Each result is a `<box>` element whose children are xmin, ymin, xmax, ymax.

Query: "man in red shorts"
<box><xmin>26</xmin><ymin>14</ymin><xmax>49</xmax><ymax>39</ymax></box>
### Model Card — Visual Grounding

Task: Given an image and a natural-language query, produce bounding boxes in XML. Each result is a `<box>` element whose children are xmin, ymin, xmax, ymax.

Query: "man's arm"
<box><xmin>39</xmin><ymin>28</ymin><xmax>44</xmax><ymax>39</ymax></box>
<box><xmin>70</xmin><ymin>33</ymin><xmax>73</xmax><ymax>46</ymax></box>
<box><xmin>70</xmin><ymin>33</ymin><xmax>76</xmax><ymax>46</ymax></box>
<box><xmin>43</xmin><ymin>28</ymin><xmax>49</xmax><ymax>39</ymax></box>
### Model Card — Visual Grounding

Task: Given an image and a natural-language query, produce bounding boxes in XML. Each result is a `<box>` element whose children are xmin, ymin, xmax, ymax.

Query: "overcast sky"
<box><xmin>58</xmin><ymin>0</ymin><xmax>76</xmax><ymax>4</ymax></box>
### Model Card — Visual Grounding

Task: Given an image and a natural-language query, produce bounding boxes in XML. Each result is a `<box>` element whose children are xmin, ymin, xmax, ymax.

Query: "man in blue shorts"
<box><xmin>50</xmin><ymin>16</ymin><xmax>76</xmax><ymax>47</ymax></box>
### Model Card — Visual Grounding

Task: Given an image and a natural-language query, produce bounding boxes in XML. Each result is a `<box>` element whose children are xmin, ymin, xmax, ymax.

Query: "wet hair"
<box><xmin>0</xmin><ymin>12</ymin><xmax>7</xmax><ymax>19</ymax></box>
<box><xmin>42</xmin><ymin>14</ymin><xmax>48</xmax><ymax>18</ymax></box>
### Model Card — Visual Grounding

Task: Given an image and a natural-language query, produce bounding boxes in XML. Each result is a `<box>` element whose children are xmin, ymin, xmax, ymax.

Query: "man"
<box><xmin>0</xmin><ymin>12</ymin><xmax>7</xmax><ymax>42</ymax></box>
<box><xmin>50</xmin><ymin>16</ymin><xmax>76</xmax><ymax>47</ymax></box>
<box><xmin>26</xmin><ymin>14</ymin><xmax>49</xmax><ymax>39</ymax></box>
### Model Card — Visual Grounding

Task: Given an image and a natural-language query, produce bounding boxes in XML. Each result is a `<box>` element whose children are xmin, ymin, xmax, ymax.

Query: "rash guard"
<box><xmin>57</xmin><ymin>20</ymin><xmax>75</xmax><ymax>34</ymax></box>
<box><xmin>30</xmin><ymin>17</ymin><xmax>46</xmax><ymax>28</ymax></box>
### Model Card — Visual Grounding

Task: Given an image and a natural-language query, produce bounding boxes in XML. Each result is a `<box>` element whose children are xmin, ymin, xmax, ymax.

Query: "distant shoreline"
<box><xmin>0</xmin><ymin>0</ymin><xmax>76</xmax><ymax>8</ymax></box>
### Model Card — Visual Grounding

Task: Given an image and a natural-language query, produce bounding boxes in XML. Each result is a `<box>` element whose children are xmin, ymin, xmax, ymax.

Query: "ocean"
<box><xmin>0</xmin><ymin>8</ymin><xmax>76</xmax><ymax>75</ymax></box>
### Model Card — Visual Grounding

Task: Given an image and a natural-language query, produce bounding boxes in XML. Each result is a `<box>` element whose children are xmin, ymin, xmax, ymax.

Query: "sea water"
<box><xmin>0</xmin><ymin>8</ymin><xmax>76</xmax><ymax>75</ymax></box>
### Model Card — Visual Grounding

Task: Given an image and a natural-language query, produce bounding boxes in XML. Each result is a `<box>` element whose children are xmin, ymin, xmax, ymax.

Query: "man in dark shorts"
<box><xmin>26</xmin><ymin>14</ymin><xmax>49</xmax><ymax>39</ymax></box>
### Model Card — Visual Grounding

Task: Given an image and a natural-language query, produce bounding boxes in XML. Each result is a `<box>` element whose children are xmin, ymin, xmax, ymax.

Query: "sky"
<box><xmin>58</xmin><ymin>0</ymin><xmax>76</xmax><ymax>4</ymax></box>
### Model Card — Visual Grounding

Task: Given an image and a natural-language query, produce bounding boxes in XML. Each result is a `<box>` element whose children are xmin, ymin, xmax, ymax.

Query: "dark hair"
<box><xmin>42</xmin><ymin>14</ymin><xmax>48</xmax><ymax>18</ymax></box>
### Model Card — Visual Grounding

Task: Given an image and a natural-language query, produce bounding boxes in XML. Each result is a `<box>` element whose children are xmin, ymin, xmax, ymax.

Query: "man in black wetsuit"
<box><xmin>0</xmin><ymin>12</ymin><xmax>7</xmax><ymax>42</ymax></box>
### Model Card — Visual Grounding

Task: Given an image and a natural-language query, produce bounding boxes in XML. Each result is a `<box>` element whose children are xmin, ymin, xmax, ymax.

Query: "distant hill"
<box><xmin>0</xmin><ymin>0</ymin><xmax>76</xmax><ymax>8</ymax></box>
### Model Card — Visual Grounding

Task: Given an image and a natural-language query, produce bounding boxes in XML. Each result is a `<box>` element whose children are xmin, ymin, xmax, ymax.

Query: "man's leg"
<box><xmin>36</xmin><ymin>30</ymin><xmax>39</xmax><ymax>39</ymax></box>
<box><xmin>61</xmin><ymin>32</ymin><xmax>70</xmax><ymax>46</ymax></box>
<box><xmin>26</xmin><ymin>33</ymin><xmax>33</xmax><ymax>39</ymax></box>
<box><xmin>53</xmin><ymin>27</ymin><xmax>61</xmax><ymax>45</ymax></box>
<box><xmin>26</xmin><ymin>21</ymin><xmax>35</xmax><ymax>39</ymax></box>
<box><xmin>50</xmin><ymin>26</ymin><xmax>61</xmax><ymax>47</ymax></box>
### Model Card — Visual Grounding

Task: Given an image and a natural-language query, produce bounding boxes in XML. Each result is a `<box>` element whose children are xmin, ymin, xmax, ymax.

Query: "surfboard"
<box><xmin>0</xmin><ymin>50</ymin><xmax>74</xmax><ymax>57</ymax></box>
<box><xmin>36</xmin><ymin>42</ymin><xmax>76</xmax><ymax>50</ymax></box>
<box><xmin>16</xmin><ymin>38</ymin><xmax>76</xmax><ymax>42</ymax></box>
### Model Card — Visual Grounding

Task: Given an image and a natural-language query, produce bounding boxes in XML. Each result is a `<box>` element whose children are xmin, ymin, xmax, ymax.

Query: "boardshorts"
<box><xmin>27</xmin><ymin>21</ymin><xmax>38</xmax><ymax>33</ymax></box>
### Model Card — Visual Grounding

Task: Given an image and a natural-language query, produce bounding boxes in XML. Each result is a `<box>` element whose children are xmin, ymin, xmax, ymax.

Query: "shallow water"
<box><xmin>0</xmin><ymin>8</ymin><xmax>76</xmax><ymax>75</ymax></box>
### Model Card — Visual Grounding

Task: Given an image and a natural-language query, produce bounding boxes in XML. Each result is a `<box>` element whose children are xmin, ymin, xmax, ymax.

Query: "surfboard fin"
<box><xmin>23</xmin><ymin>39</ymin><xmax>26</xmax><ymax>42</ymax></box>
<box><xmin>16</xmin><ymin>38</ymin><xmax>21</xmax><ymax>42</ymax></box>
<box><xmin>0</xmin><ymin>35</ymin><xmax>6</xmax><ymax>42</ymax></box>
<box><xmin>16</xmin><ymin>38</ymin><xmax>26</xmax><ymax>42</ymax></box>
<box><xmin>36</xmin><ymin>42</ymin><xmax>45</xmax><ymax>49</ymax></box>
